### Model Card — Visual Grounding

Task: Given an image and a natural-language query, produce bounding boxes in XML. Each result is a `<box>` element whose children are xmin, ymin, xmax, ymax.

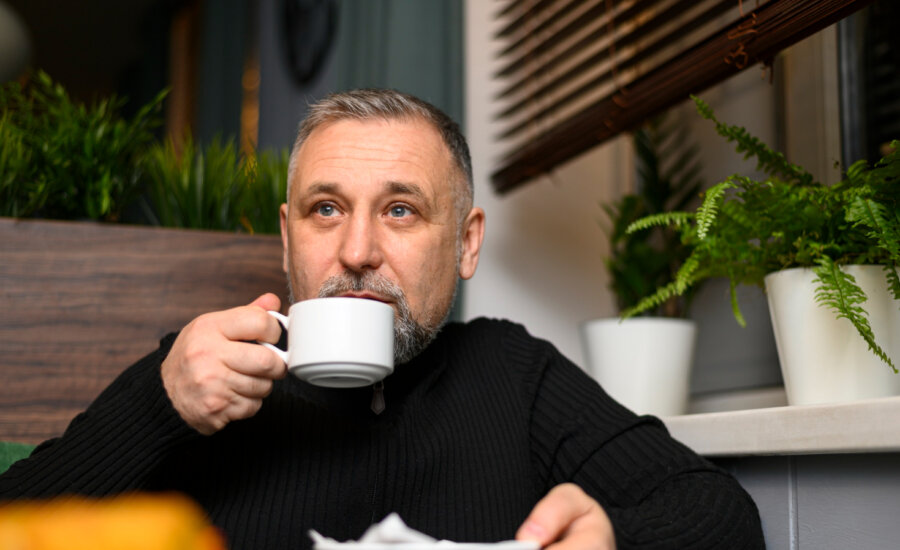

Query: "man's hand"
<box><xmin>161</xmin><ymin>293</ymin><xmax>287</xmax><ymax>435</ymax></box>
<box><xmin>517</xmin><ymin>483</ymin><xmax>616</xmax><ymax>550</ymax></box>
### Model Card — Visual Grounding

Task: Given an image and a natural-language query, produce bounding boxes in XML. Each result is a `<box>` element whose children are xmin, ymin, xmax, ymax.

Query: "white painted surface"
<box><xmin>664</xmin><ymin>395</ymin><xmax>900</xmax><ymax>456</ymax></box>
<box><xmin>462</xmin><ymin>0</ymin><xmax>629</xmax><ymax>368</ymax></box>
<box><xmin>765</xmin><ymin>266</ymin><xmax>900</xmax><ymax>406</ymax></box>
<box><xmin>581</xmin><ymin>318</ymin><xmax>696</xmax><ymax>416</ymax></box>
<box><xmin>461</xmin><ymin>1</ymin><xmax>828</xmax><ymax>393</ymax></box>
<box><xmin>688</xmin><ymin>386</ymin><xmax>788</xmax><ymax>414</ymax></box>
<box><xmin>462</xmin><ymin>0</ymin><xmax>783</xmax><ymax>373</ymax></box>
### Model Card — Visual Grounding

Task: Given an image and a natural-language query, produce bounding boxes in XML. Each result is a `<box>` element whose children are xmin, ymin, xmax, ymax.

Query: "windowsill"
<box><xmin>661</xmin><ymin>395</ymin><xmax>900</xmax><ymax>457</ymax></box>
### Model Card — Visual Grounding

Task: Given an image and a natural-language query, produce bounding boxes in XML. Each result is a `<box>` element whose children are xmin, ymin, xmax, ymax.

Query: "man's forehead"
<box><xmin>303</xmin><ymin>117</ymin><xmax>443</xmax><ymax>151</ymax></box>
<box><xmin>293</xmin><ymin>118</ymin><xmax>455</xmax><ymax>197</ymax></box>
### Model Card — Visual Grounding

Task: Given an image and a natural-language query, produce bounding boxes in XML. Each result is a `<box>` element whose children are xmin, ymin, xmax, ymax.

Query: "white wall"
<box><xmin>462</xmin><ymin>0</ymin><xmax>632</xmax><ymax>368</ymax></box>
<box><xmin>462</xmin><ymin>0</ymin><xmax>801</xmax><ymax>380</ymax></box>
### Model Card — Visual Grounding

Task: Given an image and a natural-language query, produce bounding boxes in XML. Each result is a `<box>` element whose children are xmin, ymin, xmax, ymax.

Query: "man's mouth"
<box><xmin>338</xmin><ymin>292</ymin><xmax>392</xmax><ymax>304</ymax></box>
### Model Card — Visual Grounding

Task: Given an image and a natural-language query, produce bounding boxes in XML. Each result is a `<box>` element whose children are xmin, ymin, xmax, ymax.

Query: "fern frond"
<box><xmin>675</xmin><ymin>254</ymin><xmax>700</xmax><ymax>294</ymax></box>
<box><xmin>696</xmin><ymin>181</ymin><xmax>733</xmax><ymax>239</ymax></box>
<box><xmin>625</xmin><ymin>211</ymin><xmax>693</xmax><ymax>234</ymax></box>
<box><xmin>622</xmin><ymin>253</ymin><xmax>706</xmax><ymax>319</ymax></box>
<box><xmin>620</xmin><ymin>279</ymin><xmax>683</xmax><ymax>319</ymax></box>
<box><xmin>845</xmin><ymin>158</ymin><xmax>870</xmax><ymax>183</ymax></box>
<box><xmin>691</xmin><ymin>96</ymin><xmax>814</xmax><ymax>186</ymax></box>
<box><xmin>691</xmin><ymin>95</ymin><xmax>714</xmax><ymax>120</ymax></box>
<box><xmin>621</xmin><ymin>252</ymin><xmax>703</xmax><ymax>319</ymax></box>
<box><xmin>884</xmin><ymin>264</ymin><xmax>900</xmax><ymax>302</ymax></box>
<box><xmin>729</xmin><ymin>278</ymin><xmax>747</xmax><ymax>328</ymax></box>
<box><xmin>813</xmin><ymin>257</ymin><xmax>897</xmax><ymax>373</ymax></box>
<box><xmin>847</xmin><ymin>196</ymin><xmax>900</xmax><ymax>259</ymax></box>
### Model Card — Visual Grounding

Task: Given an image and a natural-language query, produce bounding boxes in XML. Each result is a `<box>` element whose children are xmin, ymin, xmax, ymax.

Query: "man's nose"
<box><xmin>338</xmin><ymin>214</ymin><xmax>383</xmax><ymax>272</ymax></box>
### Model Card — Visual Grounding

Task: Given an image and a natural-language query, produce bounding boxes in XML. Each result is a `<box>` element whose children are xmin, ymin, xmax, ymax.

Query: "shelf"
<box><xmin>661</xmin><ymin>395</ymin><xmax>900</xmax><ymax>456</ymax></box>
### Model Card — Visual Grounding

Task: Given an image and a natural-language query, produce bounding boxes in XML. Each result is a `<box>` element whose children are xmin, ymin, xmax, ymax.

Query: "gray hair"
<box><xmin>287</xmin><ymin>89</ymin><xmax>473</xmax><ymax>221</ymax></box>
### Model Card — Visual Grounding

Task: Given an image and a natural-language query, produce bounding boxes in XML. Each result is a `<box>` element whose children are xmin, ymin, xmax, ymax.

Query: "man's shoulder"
<box><xmin>444</xmin><ymin>317</ymin><xmax>532</xmax><ymax>344</ymax></box>
<box><xmin>440</xmin><ymin>317</ymin><xmax>563</xmax><ymax>369</ymax></box>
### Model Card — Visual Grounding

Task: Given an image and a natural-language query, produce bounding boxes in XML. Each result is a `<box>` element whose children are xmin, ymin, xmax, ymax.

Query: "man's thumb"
<box><xmin>249</xmin><ymin>292</ymin><xmax>282</xmax><ymax>312</ymax></box>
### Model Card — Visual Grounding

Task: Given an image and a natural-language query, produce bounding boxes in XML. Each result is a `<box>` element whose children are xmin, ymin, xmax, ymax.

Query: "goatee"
<box><xmin>292</xmin><ymin>271</ymin><xmax>449</xmax><ymax>364</ymax></box>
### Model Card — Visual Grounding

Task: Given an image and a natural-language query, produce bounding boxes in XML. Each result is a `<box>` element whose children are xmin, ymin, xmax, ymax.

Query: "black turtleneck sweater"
<box><xmin>0</xmin><ymin>318</ymin><xmax>763</xmax><ymax>549</ymax></box>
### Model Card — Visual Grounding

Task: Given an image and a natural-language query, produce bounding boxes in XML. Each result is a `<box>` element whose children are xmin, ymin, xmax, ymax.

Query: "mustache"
<box><xmin>317</xmin><ymin>271</ymin><xmax>433</xmax><ymax>364</ymax></box>
<box><xmin>318</xmin><ymin>271</ymin><xmax>406</xmax><ymax>306</ymax></box>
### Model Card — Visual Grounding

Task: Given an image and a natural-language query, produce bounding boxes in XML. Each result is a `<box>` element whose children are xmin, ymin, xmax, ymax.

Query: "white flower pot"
<box><xmin>765</xmin><ymin>266</ymin><xmax>900</xmax><ymax>406</ymax></box>
<box><xmin>580</xmin><ymin>317</ymin><xmax>697</xmax><ymax>416</ymax></box>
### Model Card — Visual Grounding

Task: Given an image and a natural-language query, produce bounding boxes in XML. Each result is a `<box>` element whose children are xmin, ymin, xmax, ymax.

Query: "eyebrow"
<box><xmin>387</xmin><ymin>181</ymin><xmax>439</xmax><ymax>214</ymax></box>
<box><xmin>387</xmin><ymin>181</ymin><xmax>428</xmax><ymax>202</ymax></box>
<box><xmin>304</xmin><ymin>182</ymin><xmax>339</xmax><ymax>196</ymax></box>
<box><xmin>297</xmin><ymin>180</ymin><xmax>437</xmax><ymax>214</ymax></box>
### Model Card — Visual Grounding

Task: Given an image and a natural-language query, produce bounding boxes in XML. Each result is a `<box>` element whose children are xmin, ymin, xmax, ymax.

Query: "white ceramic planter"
<box><xmin>580</xmin><ymin>317</ymin><xmax>697</xmax><ymax>416</ymax></box>
<box><xmin>765</xmin><ymin>266</ymin><xmax>900</xmax><ymax>406</ymax></box>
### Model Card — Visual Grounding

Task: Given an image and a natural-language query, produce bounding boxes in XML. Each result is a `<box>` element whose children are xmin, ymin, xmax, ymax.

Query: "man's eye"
<box><xmin>316</xmin><ymin>204</ymin><xmax>337</xmax><ymax>217</ymax></box>
<box><xmin>389</xmin><ymin>205</ymin><xmax>413</xmax><ymax>218</ymax></box>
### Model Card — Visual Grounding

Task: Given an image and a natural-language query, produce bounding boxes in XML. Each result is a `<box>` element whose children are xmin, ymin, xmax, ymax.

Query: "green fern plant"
<box><xmin>624</xmin><ymin>95</ymin><xmax>900</xmax><ymax>372</ymax></box>
<box><xmin>603</xmin><ymin>115</ymin><xmax>704</xmax><ymax>317</ymax></box>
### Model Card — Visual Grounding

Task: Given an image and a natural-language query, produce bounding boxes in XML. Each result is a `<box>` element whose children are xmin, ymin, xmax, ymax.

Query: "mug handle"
<box><xmin>260</xmin><ymin>310</ymin><xmax>290</xmax><ymax>364</ymax></box>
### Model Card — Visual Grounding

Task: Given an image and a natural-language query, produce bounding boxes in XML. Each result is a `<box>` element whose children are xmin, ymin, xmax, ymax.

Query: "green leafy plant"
<box><xmin>0</xmin><ymin>71</ymin><xmax>165</xmax><ymax>221</ymax></box>
<box><xmin>142</xmin><ymin>135</ymin><xmax>288</xmax><ymax>234</ymax></box>
<box><xmin>625</xmin><ymin>95</ymin><xmax>900</xmax><ymax>371</ymax></box>
<box><xmin>604</xmin><ymin>115</ymin><xmax>703</xmax><ymax>317</ymax></box>
<box><xmin>240</xmin><ymin>148</ymin><xmax>290</xmax><ymax>235</ymax></box>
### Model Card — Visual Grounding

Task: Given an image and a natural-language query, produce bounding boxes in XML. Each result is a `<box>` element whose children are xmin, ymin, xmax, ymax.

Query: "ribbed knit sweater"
<box><xmin>0</xmin><ymin>318</ymin><xmax>763</xmax><ymax>549</ymax></box>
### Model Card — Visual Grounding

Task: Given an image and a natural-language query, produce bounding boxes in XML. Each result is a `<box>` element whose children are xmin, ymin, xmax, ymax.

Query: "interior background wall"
<box><xmin>463</xmin><ymin>0</ymin><xmax>793</xmax><ymax>402</ymax></box>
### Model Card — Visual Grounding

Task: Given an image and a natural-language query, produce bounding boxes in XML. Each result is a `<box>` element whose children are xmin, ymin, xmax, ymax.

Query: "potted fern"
<box><xmin>581</xmin><ymin>115</ymin><xmax>704</xmax><ymax>416</ymax></box>
<box><xmin>625</xmin><ymin>96</ymin><xmax>900</xmax><ymax>406</ymax></box>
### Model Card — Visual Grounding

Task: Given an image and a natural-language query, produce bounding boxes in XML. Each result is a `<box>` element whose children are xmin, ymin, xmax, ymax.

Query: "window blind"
<box><xmin>490</xmin><ymin>0</ymin><xmax>875</xmax><ymax>194</ymax></box>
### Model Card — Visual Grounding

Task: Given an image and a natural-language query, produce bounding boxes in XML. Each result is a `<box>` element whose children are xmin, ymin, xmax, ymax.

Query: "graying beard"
<box><xmin>310</xmin><ymin>271</ymin><xmax>447</xmax><ymax>364</ymax></box>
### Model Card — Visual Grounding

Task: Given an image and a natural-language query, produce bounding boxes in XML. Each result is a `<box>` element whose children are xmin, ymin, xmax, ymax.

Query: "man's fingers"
<box><xmin>518</xmin><ymin>484</ymin><xmax>590</xmax><ymax>545</ymax></box>
<box><xmin>222</xmin><ymin>340</ymin><xmax>287</xmax><ymax>379</ymax></box>
<box><xmin>224</xmin><ymin>369</ymin><xmax>275</xmax><ymax>400</ymax></box>
<box><xmin>517</xmin><ymin>484</ymin><xmax>615</xmax><ymax>550</ymax></box>
<box><xmin>160</xmin><ymin>295</ymin><xmax>286</xmax><ymax>435</ymax></box>
<box><xmin>217</xmin><ymin>303</ymin><xmax>283</xmax><ymax>344</ymax></box>
<box><xmin>543</xmin><ymin>508</ymin><xmax>614</xmax><ymax>550</ymax></box>
<box><xmin>249</xmin><ymin>292</ymin><xmax>282</xmax><ymax>312</ymax></box>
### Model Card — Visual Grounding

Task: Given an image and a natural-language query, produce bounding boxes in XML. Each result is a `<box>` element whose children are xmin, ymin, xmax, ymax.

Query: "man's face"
<box><xmin>279</xmin><ymin>118</ymin><xmax>484</xmax><ymax>360</ymax></box>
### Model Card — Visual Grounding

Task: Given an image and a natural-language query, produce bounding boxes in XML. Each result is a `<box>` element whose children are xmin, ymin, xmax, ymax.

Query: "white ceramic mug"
<box><xmin>261</xmin><ymin>297</ymin><xmax>394</xmax><ymax>388</ymax></box>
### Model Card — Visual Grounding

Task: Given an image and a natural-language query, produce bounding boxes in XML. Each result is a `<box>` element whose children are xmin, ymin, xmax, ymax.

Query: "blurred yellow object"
<box><xmin>0</xmin><ymin>493</ymin><xmax>226</xmax><ymax>550</ymax></box>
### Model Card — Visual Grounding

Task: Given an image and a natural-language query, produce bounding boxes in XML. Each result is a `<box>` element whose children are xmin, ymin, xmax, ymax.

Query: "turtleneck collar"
<box><xmin>276</xmin><ymin>322</ymin><xmax>458</xmax><ymax>420</ymax></box>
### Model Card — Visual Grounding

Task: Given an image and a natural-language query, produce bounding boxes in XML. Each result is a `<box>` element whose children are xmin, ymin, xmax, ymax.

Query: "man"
<box><xmin>0</xmin><ymin>90</ymin><xmax>763</xmax><ymax>549</ymax></box>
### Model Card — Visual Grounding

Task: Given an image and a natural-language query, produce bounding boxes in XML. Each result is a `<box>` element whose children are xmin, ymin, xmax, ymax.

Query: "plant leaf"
<box><xmin>813</xmin><ymin>257</ymin><xmax>897</xmax><ymax>373</ymax></box>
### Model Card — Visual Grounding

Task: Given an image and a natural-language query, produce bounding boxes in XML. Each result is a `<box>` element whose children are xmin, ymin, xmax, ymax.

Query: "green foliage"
<box><xmin>142</xmin><ymin>136</ymin><xmax>288</xmax><ymax>234</ymax></box>
<box><xmin>143</xmin><ymin>136</ymin><xmax>245</xmax><ymax>231</ymax></box>
<box><xmin>813</xmin><ymin>256</ymin><xmax>895</xmax><ymax>372</ymax></box>
<box><xmin>625</xmin><ymin>95</ymin><xmax>900</xmax><ymax>371</ymax></box>
<box><xmin>0</xmin><ymin>71</ymin><xmax>164</xmax><ymax>221</ymax></box>
<box><xmin>1</xmin><ymin>71</ymin><xmax>289</xmax><ymax>233</ymax></box>
<box><xmin>241</xmin><ymin>148</ymin><xmax>290</xmax><ymax>235</ymax></box>
<box><xmin>604</xmin><ymin>115</ymin><xmax>704</xmax><ymax>317</ymax></box>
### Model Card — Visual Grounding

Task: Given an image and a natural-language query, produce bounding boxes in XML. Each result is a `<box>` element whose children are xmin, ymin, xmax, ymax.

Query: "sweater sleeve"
<box><xmin>506</xmin><ymin>325</ymin><xmax>764</xmax><ymax>549</ymax></box>
<box><xmin>0</xmin><ymin>334</ymin><xmax>201</xmax><ymax>500</ymax></box>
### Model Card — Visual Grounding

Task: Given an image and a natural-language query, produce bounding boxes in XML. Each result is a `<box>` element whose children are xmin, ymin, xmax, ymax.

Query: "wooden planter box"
<box><xmin>0</xmin><ymin>218</ymin><xmax>288</xmax><ymax>444</ymax></box>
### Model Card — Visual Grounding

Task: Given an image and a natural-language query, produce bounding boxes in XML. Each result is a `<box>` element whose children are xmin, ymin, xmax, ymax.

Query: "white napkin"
<box><xmin>309</xmin><ymin>513</ymin><xmax>540</xmax><ymax>550</ymax></box>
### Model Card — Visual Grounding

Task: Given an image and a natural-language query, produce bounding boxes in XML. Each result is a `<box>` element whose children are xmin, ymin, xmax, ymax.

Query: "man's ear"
<box><xmin>458</xmin><ymin>207</ymin><xmax>485</xmax><ymax>280</ymax></box>
<box><xmin>279</xmin><ymin>203</ymin><xmax>290</xmax><ymax>274</ymax></box>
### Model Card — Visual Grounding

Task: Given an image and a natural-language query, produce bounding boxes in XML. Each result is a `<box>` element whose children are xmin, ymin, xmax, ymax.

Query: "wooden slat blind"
<box><xmin>490</xmin><ymin>0</ymin><xmax>875</xmax><ymax>194</ymax></box>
